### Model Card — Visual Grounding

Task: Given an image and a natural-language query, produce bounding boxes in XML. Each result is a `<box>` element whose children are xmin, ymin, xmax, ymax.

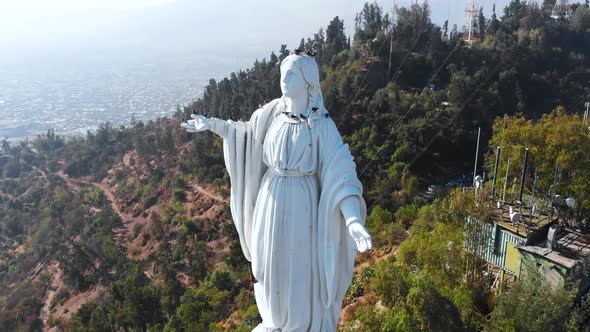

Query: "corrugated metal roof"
<box><xmin>517</xmin><ymin>245</ymin><xmax>577</xmax><ymax>269</ymax></box>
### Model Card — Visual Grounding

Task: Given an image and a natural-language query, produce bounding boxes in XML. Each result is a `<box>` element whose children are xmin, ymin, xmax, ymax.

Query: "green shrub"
<box><xmin>47</xmin><ymin>316</ymin><xmax>64</xmax><ymax>328</ymax></box>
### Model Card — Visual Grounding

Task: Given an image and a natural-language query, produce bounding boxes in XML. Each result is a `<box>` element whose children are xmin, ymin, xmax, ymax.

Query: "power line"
<box><xmin>354</xmin><ymin>25</ymin><xmax>438</xmax><ymax>131</ymax></box>
<box><xmin>338</xmin><ymin>3</ymin><xmax>428</xmax><ymax>127</ymax></box>
<box><xmin>404</xmin><ymin>14</ymin><xmax>548</xmax><ymax>169</ymax></box>
<box><xmin>335</xmin><ymin>34</ymin><xmax>390</xmax><ymax>126</ymax></box>
<box><xmin>358</xmin><ymin>9</ymin><xmax>548</xmax><ymax>177</ymax></box>
<box><xmin>357</xmin><ymin>40</ymin><xmax>461</xmax><ymax>177</ymax></box>
<box><xmin>390</xmin><ymin>43</ymin><xmax>461</xmax><ymax>129</ymax></box>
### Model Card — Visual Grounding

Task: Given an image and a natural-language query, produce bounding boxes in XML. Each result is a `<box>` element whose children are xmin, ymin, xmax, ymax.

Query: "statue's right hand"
<box><xmin>181</xmin><ymin>114</ymin><xmax>210</xmax><ymax>133</ymax></box>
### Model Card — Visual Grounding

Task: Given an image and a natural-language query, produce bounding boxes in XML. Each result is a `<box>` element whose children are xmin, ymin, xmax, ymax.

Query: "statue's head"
<box><xmin>279</xmin><ymin>53</ymin><xmax>324</xmax><ymax>116</ymax></box>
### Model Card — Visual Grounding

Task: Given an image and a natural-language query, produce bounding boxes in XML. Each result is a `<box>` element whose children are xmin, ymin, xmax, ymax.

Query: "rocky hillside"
<box><xmin>0</xmin><ymin>130</ymin><xmax>232</xmax><ymax>326</ymax></box>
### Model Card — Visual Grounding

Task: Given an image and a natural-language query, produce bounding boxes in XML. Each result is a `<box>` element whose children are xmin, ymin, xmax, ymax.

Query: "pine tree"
<box><xmin>325</xmin><ymin>16</ymin><xmax>348</xmax><ymax>62</ymax></box>
<box><xmin>488</xmin><ymin>4</ymin><xmax>500</xmax><ymax>35</ymax></box>
<box><xmin>478</xmin><ymin>7</ymin><xmax>486</xmax><ymax>38</ymax></box>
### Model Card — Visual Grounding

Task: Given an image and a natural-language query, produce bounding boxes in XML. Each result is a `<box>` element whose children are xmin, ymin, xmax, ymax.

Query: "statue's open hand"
<box><xmin>348</xmin><ymin>222</ymin><xmax>372</xmax><ymax>253</ymax></box>
<box><xmin>181</xmin><ymin>114</ymin><xmax>210</xmax><ymax>133</ymax></box>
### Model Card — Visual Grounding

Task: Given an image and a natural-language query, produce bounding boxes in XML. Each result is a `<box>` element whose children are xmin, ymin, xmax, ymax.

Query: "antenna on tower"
<box><xmin>551</xmin><ymin>0</ymin><xmax>572</xmax><ymax>20</ymax></box>
<box><xmin>464</xmin><ymin>0</ymin><xmax>480</xmax><ymax>45</ymax></box>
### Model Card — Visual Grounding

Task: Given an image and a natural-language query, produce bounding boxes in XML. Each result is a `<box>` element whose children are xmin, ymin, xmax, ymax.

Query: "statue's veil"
<box><xmin>279</xmin><ymin>53</ymin><xmax>326</xmax><ymax>117</ymax></box>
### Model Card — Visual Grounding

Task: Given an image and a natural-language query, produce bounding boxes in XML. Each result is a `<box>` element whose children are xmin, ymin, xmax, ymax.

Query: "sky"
<box><xmin>0</xmin><ymin>0</ymin><xmax>513</xmax><ymax>67</ymax></box>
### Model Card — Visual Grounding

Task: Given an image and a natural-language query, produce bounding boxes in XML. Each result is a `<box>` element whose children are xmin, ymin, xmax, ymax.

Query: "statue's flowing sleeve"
<box><xmin>314</xmin><ymin>114</ymin><xmax>367</xmax><ymax>330</ymax></box>
<box><xmin>220</xmin><ymin>99</ymin><xmax>279</xmax><ymax>262</ymax></box>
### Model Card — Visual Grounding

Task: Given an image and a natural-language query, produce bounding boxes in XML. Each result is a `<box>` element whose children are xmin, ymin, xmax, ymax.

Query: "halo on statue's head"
<box><xmin>280</xmin><ymin>53</ymin><xmax>326</xmax><ymax>117</ymax></box>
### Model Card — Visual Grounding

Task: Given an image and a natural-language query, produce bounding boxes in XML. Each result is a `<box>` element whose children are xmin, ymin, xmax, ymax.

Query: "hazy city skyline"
<box><xmin>0</xmin><ymin>0</ymin><xmax>513</xmax><ymax>140</ymax></box>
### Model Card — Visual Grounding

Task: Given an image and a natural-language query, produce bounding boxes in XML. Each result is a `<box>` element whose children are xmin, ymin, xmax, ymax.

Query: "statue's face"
<box><xmin>280</xmin><ymin>60</ymin><xmax>307</xmax><ymax>98</ymax></box>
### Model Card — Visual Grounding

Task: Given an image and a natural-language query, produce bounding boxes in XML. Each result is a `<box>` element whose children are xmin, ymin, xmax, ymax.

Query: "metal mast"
<box><xmin>464</xmin><ymin>0</ymin><xmax>479</xmax><ymax>45</ymax></box>
<box><xmin>584</xmin><ymin>102</ymin><xmax>589</xmax><ymax>126</ymax></box>
<box><xmin>551</xmin><ymin>0</ymin><xmax>572</xmax><ymax>20</ymax></box>
<box><xmin>388</xmin><ymin>0</ymin><xmax>396</xmax><ymax>79</ymax></box>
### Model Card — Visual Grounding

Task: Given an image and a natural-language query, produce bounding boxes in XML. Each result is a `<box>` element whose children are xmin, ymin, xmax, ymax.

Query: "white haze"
<box><xmin>0</xmin><ymin>0</ymin><xmax>512</xmax><ymax>64</ymax></box>
<box><xmin>0</xmin><ymin>0</ymin><xmax>511</xmax><ymax>139</ymax></box>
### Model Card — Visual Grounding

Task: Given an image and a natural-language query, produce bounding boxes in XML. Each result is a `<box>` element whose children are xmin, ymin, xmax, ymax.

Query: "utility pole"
<box><xmin>584</xmin><ymin>101</ymin><xmax>589</xmax><ymax>126</ymax></box>
<box><xmin>518</xmin><ymin>148</ymin><xmax>530</xmax><ymax>204</ymax></box>
<box><xmin>491</xmin><ymin>147</ymin><xmax>501</xmax><ymax>199</ymax></box>
<box><xmin>532</xmin><ymin>167</ymin><xmax>538</xmax><ymax>200</ymax></box>
<box><xmin>473</xmin><ymin>127</ymin><xmax>481</xmax><ymax>187</ymax></box>
<box><xmin>502</xmin><ymin>158</ymin><xmax>511</xmax><ymax>203</ymax></box>
<box><xmin>388</xmin><ymin>0</ymin><xmax>396</xmax><ymax>79</ymax></box>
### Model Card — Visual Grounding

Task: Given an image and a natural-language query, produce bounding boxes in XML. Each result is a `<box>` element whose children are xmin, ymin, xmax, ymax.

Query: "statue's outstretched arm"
<box><xmin>181</xmin><ymin>114</ymin><xmax>240</xmax><ymax>140</ymax></box>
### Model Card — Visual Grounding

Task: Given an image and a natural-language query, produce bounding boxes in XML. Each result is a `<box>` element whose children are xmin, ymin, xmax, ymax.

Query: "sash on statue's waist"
<box><xmin>268</xmin><ymin>167</ymin><xmax>315</xmax><ymax>177</ymax></box>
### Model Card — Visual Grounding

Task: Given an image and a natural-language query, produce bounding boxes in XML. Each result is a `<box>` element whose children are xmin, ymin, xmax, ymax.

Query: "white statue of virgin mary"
<box><xmin>182</xmin><ymin>52</ymin><xmax>372</xmax><ymax>332</ymax></box>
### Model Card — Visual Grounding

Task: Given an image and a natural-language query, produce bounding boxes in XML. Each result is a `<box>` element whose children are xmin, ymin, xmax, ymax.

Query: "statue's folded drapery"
<box><xmin>218</xmin><ymin>98</ymin><xmax>366</xmax><ymax>331</ymax></box>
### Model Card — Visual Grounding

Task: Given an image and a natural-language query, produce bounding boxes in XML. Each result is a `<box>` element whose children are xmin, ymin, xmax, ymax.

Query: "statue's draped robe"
<box><xmin>221</xmin><ymin>98</ymin><xmax>366</xmax><ymax>331</ymax></box>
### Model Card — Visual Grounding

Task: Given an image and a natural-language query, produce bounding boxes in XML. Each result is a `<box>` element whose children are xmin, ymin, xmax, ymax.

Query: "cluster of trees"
<box><xmin>485</xmin><ymin>109</ymin><xmax>590</xmax><ymax>227</ymax></box>
<box><xmin>0</xmin><ymin>175</ymin><xmax>131</xmax><ymax>330</ymax></box>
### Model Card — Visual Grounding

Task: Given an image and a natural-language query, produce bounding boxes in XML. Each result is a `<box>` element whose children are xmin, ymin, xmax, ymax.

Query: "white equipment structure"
<box><xmin>546</xmin><ymin>224</ymin><xmax>559</xmax><ymax>249</ymax></box>
<box><xmin>509</xmin><ymin>206</ymin><xmax>522</xmax><ymax>226</ymax></box>
<box><xmin>474</xmin><ymin>175</ymin><xmax>484</xmax><ymax>190</ymax></box>
<box><xmin>566</xmin><ymin>197</ymin><xmax>576</xmax><ymax>208</ymax></box>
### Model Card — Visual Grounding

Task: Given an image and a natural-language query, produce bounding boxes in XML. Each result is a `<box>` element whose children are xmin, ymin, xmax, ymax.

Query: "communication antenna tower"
<box><xmin>464</xmin><ymin>0</ymin><xmax>480</xmax><ymax>45</ymax></box>
<box><xmin>551</xmin><ymin>0</ymin><xmax>572</xmax><ymax>20</ymax></box>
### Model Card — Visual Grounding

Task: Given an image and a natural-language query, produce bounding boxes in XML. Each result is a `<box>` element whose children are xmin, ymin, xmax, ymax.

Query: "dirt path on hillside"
<box><xmin>56</xmin><ymin>170</ymin><xmax>81</xmax><ymax>191</ymax></box>
<box><xmin>93</xmin><ymin>180</ymin><xmax>136</xmax><ymax>251</ymax></box>
<box><xmin>40</xmin><ymin>261</ymin><xmax>64</xmax><ymax>328</ymax></box>
<box><xmin>55</xmin><ymin>166</ymin><xmax>228</xmax><ymax>256</ymax></box>
<box><xmin>55</xmin><ymin>171</ymin><xmax>132</xmax><ymax>251</ymax></box>
<box><xmin>188</xmin><ymin>182</ymin><xmax>226</xmax><ymax>203</ymax></box>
